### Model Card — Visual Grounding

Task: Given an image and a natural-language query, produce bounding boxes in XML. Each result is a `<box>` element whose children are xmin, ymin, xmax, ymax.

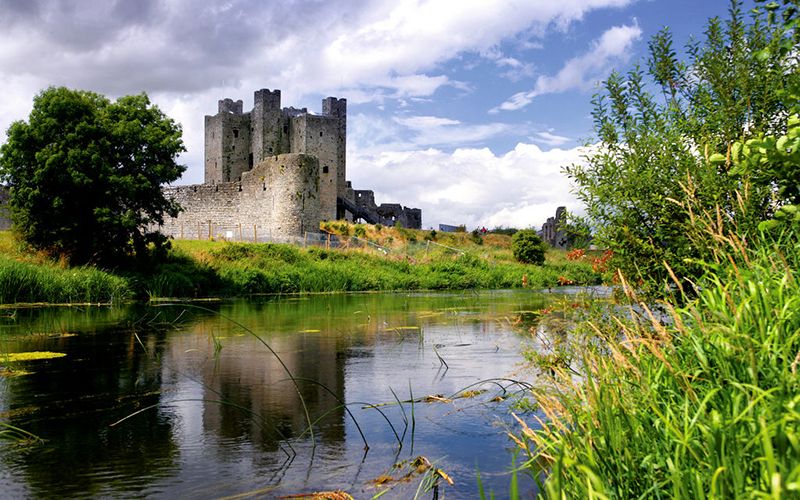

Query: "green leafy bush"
<box><xmin>511</xmin><ymin>230</ymin><xmax>546</xmax><ymax>265</ymax></box>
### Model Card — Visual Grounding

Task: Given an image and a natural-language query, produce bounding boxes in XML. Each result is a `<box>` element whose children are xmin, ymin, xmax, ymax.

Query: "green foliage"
<box><xmin>557</xmin><ymin>211</ymin><xmax>593</xmax><ymax>249</ymax></box>
<box><xmin>470</xmin><ymin>229</ymin><xmax>484</xmax><ymax>246</ymax></box>
<box><xmin>169</xmin><ymin>240</ymin><xmax>598</xmax><ymax>296</ymax></box>
<box><xmin>487</xmin><ymin>226</ymin><xmax>518</xmax><ymax>236</ymax></box>
<box><xmin>566</xmin><ymin>1</ymin><xmax>799</xmax><ymax>291</ymax></box>
<box><xmin>511</xmin><ymin>230</ymin><xmax>546</xmax><ymax>265</ymax></box>
<box><xmin>521</xmin><ymin>229</ymin><xmax>800</xmax><ymax>498</ymax></box>
<box><xmin>353</xmin><ymin>224</ymin><xmax>367</xmax><ymax>238</ymax></box>
<box><xmin>0</xmin><ymin>256</ymin><xmax>131</xmax><ymax>303</ymax></box>
<box><xmin>0</xmin><ymin>87</ymin><xmax>186</xmax><ymax>266</ymax></box>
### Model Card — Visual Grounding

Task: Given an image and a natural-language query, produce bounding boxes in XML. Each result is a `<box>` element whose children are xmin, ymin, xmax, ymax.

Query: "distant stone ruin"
<box><xmin>539</xmin><ymin>206</ymin><xmax>569</xmax><ymax>248</ymax></box>
<box><xmin>160</xmin><ymin>89</ymin><xmax>421</xmax><ymax>242</ymax></box>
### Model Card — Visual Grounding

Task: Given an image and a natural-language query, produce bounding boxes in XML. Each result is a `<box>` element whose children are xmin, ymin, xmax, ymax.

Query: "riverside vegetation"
<box><xmin>0</xmin><ymin>224</ymin><xmax>602</xmax><ymax>305</ymax></box>
<box><xmin>515</xmin><ymin>1</ymin><xmax>800</xmax><ymax>497</ymax></box>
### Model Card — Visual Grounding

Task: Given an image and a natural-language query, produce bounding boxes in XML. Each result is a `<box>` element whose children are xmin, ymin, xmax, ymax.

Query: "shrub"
<box><xmin>511</xmin><ymin>230</ymin><xmax>546</xmax><ymax>265</ymax></box>
<box><xmin>470</xmin><ymin>229</ymin><xmax>484</xmax><ymax>245</ymax></box>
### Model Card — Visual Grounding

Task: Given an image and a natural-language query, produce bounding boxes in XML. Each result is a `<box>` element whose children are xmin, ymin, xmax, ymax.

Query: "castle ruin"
<box><xmin>160</xmin><ymin>89</ymin><xmax>421</xmax><ymax>241</ymax></box>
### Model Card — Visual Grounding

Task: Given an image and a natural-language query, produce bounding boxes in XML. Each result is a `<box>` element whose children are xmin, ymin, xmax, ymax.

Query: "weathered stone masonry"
<box><xmin>160</xmin><ymin>88</ymin><xmax>421</xmax><ymax>241</ymax></box>
<box><xmin>161</xmin><ymin>154</ymin><xmax>320</xmax><ymax>240</ymax></box>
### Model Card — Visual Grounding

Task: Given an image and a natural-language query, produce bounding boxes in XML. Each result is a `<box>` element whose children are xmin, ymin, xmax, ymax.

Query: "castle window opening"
<box><xmin>319</xmin><ymin>131</ymin><xmax>323</xmax><ymax>137</ymax></box>
<box><xmin>283</xmin><ymin>125</ymin><xmax>288</xmax><ymax>134</ymax></box>
<box><xmin>248</xmin><ymin>153</ymin><xmax>253</xmax><ymax>168</ymax></box>
<box><xmin>233</xmin><ymin>129</ymin><xmax>239</xmax><ymax>138</ymax></box>
<box><xmin>322</xmin><ymin>166</ymin><xmax>329</xmax><ymax>174</ymax></box>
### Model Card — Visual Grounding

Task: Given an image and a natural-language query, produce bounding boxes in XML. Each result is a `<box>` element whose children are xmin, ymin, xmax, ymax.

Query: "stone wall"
<box><xmin>352</xmin><ymin>190</ymin><xmax>422</xmax><ymax>229</ymax></box>
<box><xmin>161</xmin><ymin>153</ymin><xmax>321</xmax><ymax>240</ymax></box>
<box><xmin>289</xmin><ymin>114</ymin><xmax>340</xmax><ymax>220</ymax></box>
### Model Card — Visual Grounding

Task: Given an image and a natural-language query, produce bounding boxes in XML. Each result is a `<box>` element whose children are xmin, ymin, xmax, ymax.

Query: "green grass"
<box><xmin>0</xmin><ymin>255</ymin><xmax>131</xmax><ymax>304</ymax></box>
<box><xmin>517</xmin><ymin>232</ymin><xmax>800</xmax><ymax>498</ymax></box>
<box><xmin>0</xmin><ymin>228</ymin><xmax>602</xmax><ymax>303</ymax></box>
<box><xmin>173</xmin><ymin>241</ymin><xmax>601</xmax><ymax>297</ymax></box>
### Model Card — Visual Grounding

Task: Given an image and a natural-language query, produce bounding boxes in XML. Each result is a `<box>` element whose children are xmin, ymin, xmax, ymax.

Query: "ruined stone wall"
<box><xmin>161</xmin><ymin>153</ymin><xmax>320</xmax><ymax>240</ymax></box>
<box><xmin>539</xmin><ymin>206</ymin><xmax>569</xmax><ymax>248</ymax></box>
<box><xmin>353</xmin><ymin>190</ymin><xmax>422</xmax><ymax>229</ymax></box>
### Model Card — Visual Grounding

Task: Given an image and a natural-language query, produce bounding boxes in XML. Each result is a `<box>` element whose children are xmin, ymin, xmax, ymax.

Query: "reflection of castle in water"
<box><xmin>162</xmin><ymin>316</ymin><xmax>349</xmax><ymax>449</ymax></box>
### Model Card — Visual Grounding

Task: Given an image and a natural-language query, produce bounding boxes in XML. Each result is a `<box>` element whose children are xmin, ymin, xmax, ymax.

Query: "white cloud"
<box><xmin>0</xmin><ymin>0</ymin><xmax>634</xmax><ymax>214</ymax></box>
<box><xmin>532</xmin><ymin>130</ymin><xmax>572</xmax><ymax>147</ymax></box>
<box><xmin>492</xmin><ymin>23</ymin><xmax>642</xmax><ymax>112</ymax></box>
<box><xmin>348</xmin><ymin>142</ymin><xmax>586</xmax><ymax>229</ymax></box>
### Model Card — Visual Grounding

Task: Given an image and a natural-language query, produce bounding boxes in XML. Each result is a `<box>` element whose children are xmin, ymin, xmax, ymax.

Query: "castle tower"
<box><xmin>251</xmin><ymin>89</ymin><xmax>289</xmax><ymax>165</ymax></box>
<box><xmin>322</xmin><ymin>97</ymin><xmax>347</xmax><ymax>216</ymax></box>
<box><xmin>205</xmin><ymin>98</ymin><xmax>251</xmax><ymax>183</ymax></box>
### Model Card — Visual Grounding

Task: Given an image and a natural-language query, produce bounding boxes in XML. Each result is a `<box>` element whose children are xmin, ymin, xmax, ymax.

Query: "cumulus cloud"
<box><xmin>0</xmin><ymin>0</ymin><xmax>637</xmax><ymax>112</ymax></box>
<box><xmin>348</xmin><ymin>142</ymin><xmax>586</xmax><ymax>229</ymax></box>
<box><xmin>0</xmin><ymin>0</ymin><xmax>632</xmax><ymax>226</ymax></box>
<box><xmin>492</xmin><ymin>23</ymin><xmax>642</xmax><ymax>112</ymax></box>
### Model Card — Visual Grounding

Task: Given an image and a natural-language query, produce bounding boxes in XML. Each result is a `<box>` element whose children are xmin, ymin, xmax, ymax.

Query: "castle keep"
<box><xmin>160</xmin><ymin>89</ymin><xmax>421</xmax><ymax>241</ymax></box>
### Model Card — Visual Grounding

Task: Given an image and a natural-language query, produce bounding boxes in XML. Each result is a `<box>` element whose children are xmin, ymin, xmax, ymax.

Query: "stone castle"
<box><xmin>160</xmin><ymin>89</ymin><xmax>421</xmax><ymax>241</ymax></box>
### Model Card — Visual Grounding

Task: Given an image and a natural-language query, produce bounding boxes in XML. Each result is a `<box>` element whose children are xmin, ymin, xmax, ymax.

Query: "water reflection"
<box><xmin>0</xmin><ymin>290</ymin><xmax>564</xmax><ymax>498</ymax></box>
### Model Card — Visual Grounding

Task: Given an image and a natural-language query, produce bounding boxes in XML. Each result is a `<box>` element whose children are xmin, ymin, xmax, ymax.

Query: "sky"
<box><xmin>0</xmin><ymin>0</ymin><xmax>744</xmax><ymax>230</ymax></box>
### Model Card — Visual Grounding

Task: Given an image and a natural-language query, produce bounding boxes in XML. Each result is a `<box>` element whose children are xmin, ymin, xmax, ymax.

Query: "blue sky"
<box><xmin>0</xmin><ymin>0</ymin><xmax>747</xmax><ymax>229</ymax></box>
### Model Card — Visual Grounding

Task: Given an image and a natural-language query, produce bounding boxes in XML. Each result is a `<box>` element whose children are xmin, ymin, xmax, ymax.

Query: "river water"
<box><xmin>0</xmin><ymin>290</ymin><xmax>568</xmax><ymax>498</ymax></box>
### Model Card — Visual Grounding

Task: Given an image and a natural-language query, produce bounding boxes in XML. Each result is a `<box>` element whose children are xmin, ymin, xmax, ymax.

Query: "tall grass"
<box><xmin>204</xmin><ymin>243</ymin><xmax>600</xmax><ymax>296</ymax></box>
<box><xmin>517</xmin><ymin>230</ymin><xmax>800</xmax><ymax>497</ymax></box>
<box><xmin>0</xmin><ymin>256</ymin><xmax>131</xmax><ymax>304</ymax></box>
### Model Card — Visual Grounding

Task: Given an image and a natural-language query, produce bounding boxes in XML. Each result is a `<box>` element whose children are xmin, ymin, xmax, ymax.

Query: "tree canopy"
<box><xmin>0</xmin><ymin>87</ymin><xmax>185</xmax><ymax>265</ymax></box>
<box><xmin>565</xmin><ymin>0</ymin><xmax>799</xmax><ymax>291</ymax></box>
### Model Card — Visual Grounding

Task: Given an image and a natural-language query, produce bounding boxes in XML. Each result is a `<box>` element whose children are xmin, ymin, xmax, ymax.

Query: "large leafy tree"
<box><xmin>0</xmin><ymin>87</ymin><xmax>185</xmax><ymax>265</ymax></box>
<box><xmin>566</xmin><ymin>0</ymin><xmax>799</xmax><ymax>291</ymax></box>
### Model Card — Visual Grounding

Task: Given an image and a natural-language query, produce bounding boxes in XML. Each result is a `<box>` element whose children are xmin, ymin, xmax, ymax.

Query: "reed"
<box><xmin>518</xmin><ymin>230</ymin><xmax>800</xmax><ymax>497</ymax></box>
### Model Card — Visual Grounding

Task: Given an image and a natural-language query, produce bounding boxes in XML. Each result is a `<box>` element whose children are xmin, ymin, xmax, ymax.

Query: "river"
<box><xmin>0</xmin><ymin>290</ymin><xmax>575</xmax><ymax>498</ymax></box>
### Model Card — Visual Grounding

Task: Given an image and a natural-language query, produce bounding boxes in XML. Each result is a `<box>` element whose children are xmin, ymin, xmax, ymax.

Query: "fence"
<box><xmin>164</xmin><ymin>221</ymin><xmax>465</xmax><ymax>258</ymax></box>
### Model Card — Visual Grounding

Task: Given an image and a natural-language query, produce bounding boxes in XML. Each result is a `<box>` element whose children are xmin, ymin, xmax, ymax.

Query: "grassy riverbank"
<box><xmin>0</xmin><ymin>225</ymin><xmax>602</xmax><ymax>304</ymax></box>
<box><xmin>517</xmin><ymin>231</ymin><xmax>800</xmax><ymax>497</ymax></box>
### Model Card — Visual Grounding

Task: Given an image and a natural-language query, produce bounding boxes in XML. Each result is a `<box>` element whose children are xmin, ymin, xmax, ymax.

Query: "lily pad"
<box><xmin>3</xmin><ymin>351</ymin><xmax>67</xmax><ymax>362</ymax></box>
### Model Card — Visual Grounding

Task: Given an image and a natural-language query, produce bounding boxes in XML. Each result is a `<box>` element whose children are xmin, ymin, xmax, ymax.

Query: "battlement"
<box><xmin>218</xmin><ymin>98</ymin><xmax>244</xmax><ymax>114</ymax></box>
<box><xmin>322</xmin><ymin>97</ymin><xmax>347</xmax><ymax>118</ymax></box>
<box><xmin>284</xmin><ymin>106</ymin><xmax>308</xmax><ymax>117</ymax></box>
<box><xmin>253</xmin><ymin>88</ymin><xmax>282</xmax><ymax>111</ymax></box>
